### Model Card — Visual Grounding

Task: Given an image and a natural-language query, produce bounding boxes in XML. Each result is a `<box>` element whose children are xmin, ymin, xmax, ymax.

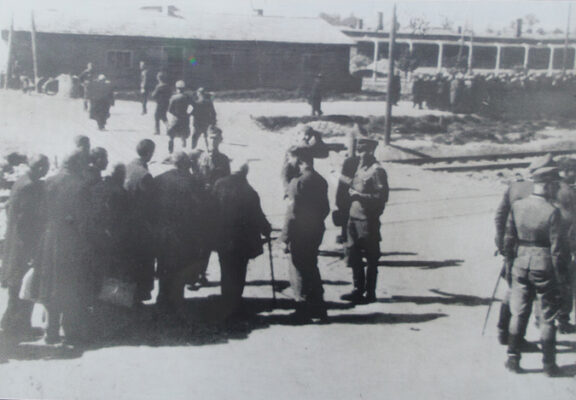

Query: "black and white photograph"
<box><xmin>0</xmin><ymin>0</ymin><xmax>575</xmax><ymax>398</ymax></box>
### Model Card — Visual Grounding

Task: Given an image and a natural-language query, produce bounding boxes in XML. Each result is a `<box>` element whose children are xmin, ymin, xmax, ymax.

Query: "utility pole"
<box><xmin>384</xmin><ymin>3</ymin><xmax>397</xmax><ymax>145</ymax></box>
<box><xmin>30</xmin><ymin>11</ymin><xmax>39</xmax><ymax>90</ymax></box>
<box><xmin>562</xmin><ymin>2</ymin><xmax>572</xmax><ymax>74</ymax></box>
<box><xmin>4</xmin><ymin>16</ymin><xmax>14</xmax><ymax>89</ymax></box>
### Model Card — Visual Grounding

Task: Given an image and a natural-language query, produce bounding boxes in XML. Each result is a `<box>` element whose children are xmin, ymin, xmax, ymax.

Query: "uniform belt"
<box><xmin>517</xmin><ymin>240</ymin><xmax>550</xmax><ymax>248</ymax></box>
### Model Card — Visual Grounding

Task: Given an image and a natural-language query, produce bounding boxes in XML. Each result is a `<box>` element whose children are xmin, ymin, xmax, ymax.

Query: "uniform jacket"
<box><xmin>282</xmin><ymin>167</ymin><xmax>330</xmax><ymax>243</ymax></box>
<box><xmin>191</xmin><ymin>94</ymin><xmax>216</xmax><ymax>128</ymax></box>
<box><xmin>504</xmin><ymin>195</ymin><xmax>570</xmax><ymax>279</ymax></box>
<box><xmin>494</xmin><ymin>179</ymin><xmax>533</xmax><ymax>252</ymax></box>
<box><xmin>347</xmin><ymin>156</ymin><xmax>389</xmax><ymax>221</ymax></box>
<box><xmin>1</xmin><ymin>173</ymin><xmax>46</xmax><ymax>288</ymax></box>
<box><xmin>212</xmin><ymin>172</ymin><xmax>271</xmax><ymax>259</ymax></box>
<box><xmin>151</xmin><ymin>83</ymin><xmax>172</xmax><ymax>110</ymax></box>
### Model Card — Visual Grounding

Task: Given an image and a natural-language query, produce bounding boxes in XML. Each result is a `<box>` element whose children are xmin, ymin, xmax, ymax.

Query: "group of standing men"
<box><xmin>494</xmin><ymin>154</ymin><xmax>576</xmax><ymax>377</ymax></box>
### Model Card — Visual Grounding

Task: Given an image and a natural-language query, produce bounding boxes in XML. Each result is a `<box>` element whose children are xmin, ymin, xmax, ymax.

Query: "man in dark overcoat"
<box><xmin>340</xmin><ymin>137</ymin><xmax>389</xmax><ymax>304</ymax></box>
<box><xmin>153</xmin><ymin>152</ymin><xmax>207</xmax><ymax>313</ymax></box>
<box><xmin>38</xmin><ymin>153</ymin><xmax>93</xmax><ymax>345</ymax></box>
<box><xmin>167</xmin><ymin>80</ymin><xmax>192</xmax><ymax>153</ymax></box>
<box><xmin>124</xmin><ymin>139</ymin><xmax>157</xmax><ymax>303</ymax></box>
<box><xmin>212</xmin><ymin>161</ymin><xmax>271</xmax><ymax>319</ymax></box>
<box><xmin>88</xmin><ymin>75</ymin><xmax>114</xmax><ymax>130</ymax></box>
<box><xmin>151</xmin><ymin>72</ymin><xmax>172</xmax><ymax>136</ymax></box>
<box><xmin>308</xmin><ymin>74</ymin><xmax>323</xmax><ymax>116</ymax></box>
<box><xmin>85</xmin><ymin>147</ymin><xmax>108</xmax><ymax>186</ymax></box>
<box><xmin>0</xmin><ymin>155</ymin><xmax>50</xmax><ymax>340</ymax></box>
<box><xmin>191</xmin><ymin>87</ymin><xmax>217</xmax><ymax>149</ymax></box>
<box><xmin>281</xmin><ymin>147</ymin><xmax>330</xmax><ymax>321</ymax></box>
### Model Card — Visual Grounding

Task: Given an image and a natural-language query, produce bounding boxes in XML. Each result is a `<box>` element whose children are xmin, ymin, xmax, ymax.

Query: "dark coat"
<box><xmin>282</xmin><ymin>167</ymin><xmax>329</xmax><ymax>243</ymax></box>
<box><xmin>212</xmin><ymin>172</ymin><xmax>271</xmax><ymax>259</ymax></box>
<box><xmin>153</xmin><ymin>169</ymin><xmax>207</xmax><ymax>269</ymax></box>
<box><xmin>37</xmin><ymin>168</ymin><xmax>93</xmax><ymax>307</ymax></box>
<box><xmin>124</xmin><ymin>158</ymin><xmax>156</xmax><ymax>251</ymax></box>
<box><xmin>494</xmin><ymin>180</ymin><xmax>533</xmax><ymax>252</ymax></box>
<box><xmin>151</xmin><ymin>83</ymin><xmax>172</xmax><ymax>115</ymax></box>
<box><xmin>0</xmin><ymin>173</ymin><xmax>46</xmax><ymax>288</ymax></box>
<box><xmin>167</xmin><ymin>93</ymin><xmax>191</xmax><ymax>138</ymax></box>
<box><xmin>191</xmin><ymin>94</ymin><xmax>216</xmax><ymax>129</ymax></box>
<box><xmin>88</xmin><ymin>80</ymin><xmax>114</xmax><ymax>121</ymax></box>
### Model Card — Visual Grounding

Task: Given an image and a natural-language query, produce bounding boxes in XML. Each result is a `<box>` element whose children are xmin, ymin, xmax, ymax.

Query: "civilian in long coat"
<box><xmin>124</xmin><ymin>139</ymin><xmax>157</xmax><ymax>303</ymax></box>
<box><xmin>0</xmin><ymin>155</ymin><xmax>49</xmax><ymax>339</ymax></box>
<box><xmin>153</xmin><ymin>152</ymin><xmax>207</xmax><ymax>313</ymax></box>
<box><xmin>281</xmin><ymin>147</ymin><xmax>330</xmax><ymax>321</ymax></box>
<box><xmin>38</xmin><ymin>153</ymin><xmax>93</xmax><ymax>345</ymax></box>
<box><xmin>167</xmin><ymin>80</ymin><xmax>192</xmax><ymax>153</ymax></box>
<box><xmin>88</xmin><ymin>75</ymin><xmax>114</xmax><ymax>130</ymax></box>
<box><xmin>212</xmin><ymin>162</ymin><xmax>271</xmax><ymax>319</ymax></box>
<box><xmin>191</xmin><ymin>88</ymin><xmax>217</xmax><ymax>149</ymax></box>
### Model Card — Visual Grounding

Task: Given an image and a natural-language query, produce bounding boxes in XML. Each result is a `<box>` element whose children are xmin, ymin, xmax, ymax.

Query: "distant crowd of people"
<box><xmin>411</xmin><ymin>71</ymin><xmax>576</xmax><ymax>115</ymax></box>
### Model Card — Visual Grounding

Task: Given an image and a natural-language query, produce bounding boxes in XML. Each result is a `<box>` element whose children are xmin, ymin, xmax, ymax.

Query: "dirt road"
<box><xmin>0</xmin><ymin>92</ymin><xmax>574</xmax><ymax>400</ymax></box>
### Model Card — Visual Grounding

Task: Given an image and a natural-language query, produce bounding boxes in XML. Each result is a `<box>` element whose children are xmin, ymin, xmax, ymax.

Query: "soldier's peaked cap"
<box><xmin>528</xmin><ymin>153</ymin><xmax>556</xmax><ymax>173</ymax></box>
<box><xmin>531</xmin><ymin>166</ymin><xmax>560</xmax><ymax>183</ymax></box>
<box><xmin>356</xmin><ymin>137</ymin><xmax>379</xmax><ymax>148</ymax></box>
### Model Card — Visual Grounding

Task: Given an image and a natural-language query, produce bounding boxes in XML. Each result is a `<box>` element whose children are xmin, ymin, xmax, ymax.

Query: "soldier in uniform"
<box><xmin>308</xmin><ymin>73</ymin><xmax>323</xmax><ymax>116</ymax></box>
<box><xmin>281</xmin><ymin>147</ymin><xmax>330</xmax><ymax>322</ymax></box>
<box><xmin>191</xmin><ymin>87</ymin><xmax>217</xmax><ymax>150</ymax></box>
<box><xmin>212</xmin><ymin>161</ymin><xmax>271</xmax><ymax>321</ymax></box>
<box><xmin>196</xmin><ymin>126</ymin><xmax>231</xmax><ymax>191</ymax></box>
<box><xmin>340</xmin><ymin>137</ymin><xmax>389</xmax><ymax>304</ymax></box>
<box><xmin>154</xmin><ymin>152</ymin><xmax>207</xmax><ymax>314</ymax></box>
<box><xmin>124</xmin><ymin>139</ymin><xmax>157</xmax><ymax>303</ymax></box>
<box><xmin>0</xmin><ymin>155</ymin><xmax>50</xmax><ymax>341</ymax></box>
<box><xmin>494</xmin><ymin>154</ymin><xmax>555</xmax><ymax>346</ymax></box>
<box><xmin>139</xmin><ymin>61</ymin><xmax>152</xmax><ymax>115</ymax></box>
<box><xmin>503</xmin><ymin>166</ymin><xmax>569</xmax><ymax>376</ymax></box>
<box><xmin>555</xmin><ymin>157</ymin><xmax>576</xmax><ymax>333</ymax></box>
<box><xmin>167</xmin><ymin>80</ymin><xmax>192</xmax><ymax>154</ymax></box>
<box><xmin>151</xmin><ymin>72</ymin><xmax>172</xmax><ymax>136</ymax></box>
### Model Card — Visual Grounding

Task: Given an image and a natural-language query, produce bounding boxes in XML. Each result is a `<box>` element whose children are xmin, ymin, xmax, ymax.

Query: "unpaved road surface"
<box><xmin>0</xmin><ymin>92</ymin><xmax>574</xmax><ymax>400</ymax></box>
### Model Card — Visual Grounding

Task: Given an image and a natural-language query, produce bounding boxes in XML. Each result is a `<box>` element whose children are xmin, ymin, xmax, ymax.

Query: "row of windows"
<box><xmin>105</xmin><ymin>50</ymin><xmax>323</xmax><ymax>72</ymax></box>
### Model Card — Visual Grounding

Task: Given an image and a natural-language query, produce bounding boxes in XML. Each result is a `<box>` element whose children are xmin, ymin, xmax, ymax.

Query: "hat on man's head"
<box><xmin>208</xmin><ymin>125</ymin><xmax>223</xmax><ymax>139</ymax></box>
<box><xmin>356</xmin><ymin>136</ymin><xmax>379</xmax><ymax>150</ymax></box>
<box><xmin>531</xmin><ymin>166</ymin><xmax>560</xmax><ymax>183</ymax></box>
<box><xmin>175</xmin><ymin>80</ymin><xmax>186</xmax><ymax>89</ymax></box>
<box><xmin>287</xmin><ymin>145</ymin><xmax>314</xmax><ymax>163</ymax></box>
<box><xmin>528</xmin><ymin>153</ymin><xmax>556</xmax><ymax>173</ymax></box>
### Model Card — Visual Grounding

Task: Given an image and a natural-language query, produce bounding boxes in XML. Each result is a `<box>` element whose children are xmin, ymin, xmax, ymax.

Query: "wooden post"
<box><xmin>562</xmin><ymin>2</ymin><xmax>571</xmax><ymax>73</ymax></box>
<box><xmin>4</xmin><ymin>16</ymin><xmax>14</xmax><ymax>89</ymax></box>
<box><xmin>372</xmin><ymin>40</ymin><xmax>379</xmax><ymax>81</ymax></box>
<box><xmin>30</xmin><ymin>11</ymin><xmax>39</xmax><ymax>90</ymax></box>
<box><xmin>384</xmin><ymin>4</ymin><xmax>397</xmax><ymax>145</ymax></box>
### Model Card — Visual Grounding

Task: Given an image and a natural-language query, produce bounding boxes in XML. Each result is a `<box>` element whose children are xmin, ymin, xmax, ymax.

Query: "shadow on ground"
<box><xmin>381</xmin><ymin>289</ymin><xmax>493</xmax><ymax>306</ymax></box>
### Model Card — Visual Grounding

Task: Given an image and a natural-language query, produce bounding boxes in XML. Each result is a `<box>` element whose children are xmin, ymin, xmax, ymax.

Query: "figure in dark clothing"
<box><xmin>153</xmin><ymin>152</ymin><xmax>207</xmax><ymax>314</ymax></box>
<box><xmin>38</xmin><ymin>153</ymin><xmax>94</xmax><ymax>346</ymax></box>
<box><xmin>191</xmin><ymin>87</ymin><xmax>217</xmax><ymax>149</ymax></box>
<box><xmin>412</xmin><ymin>75</ymin><xmax>424</xmax><ymax>109</ymax></box>
<box><xmin>167</xmin><ymin>80</ymin><xmax>192</xmax><ymax>153</ymax></box>
<box><xmin>151</xmin><ymin>72</ymin><xmax>172</xmax><ymax>135</ymax></box>
<box><xmin>281</xmin><ymin>147</ymin><xmax>330</xmax><ymax>322</ymax></box>
<box><xmin>0</xmin><ymin>155</ymin><xmax>49</xmax><ymax>341</ymax></box>
<box><xmin>212</xmin><ymin>162</ymin><xmax>271</xmax><ymax>320</ymax></box>
<box><xmin>85</xmin><ymin>147</ymin><xmax>108</xmax><ymax>186</ymax></box>
<box><xmin>308</xmin><ymin>74</ymin><xmax>323</xmax><ymax>116</ymax></box>
<box><xmin>124</xmin><ymin>139</ymin><xmax>157</xmax><ymax>303</ymax></box>
<box><xmin>88</xmin><ymin>75</ymin><xmax>114</xmax><ymax>130</ymax></box>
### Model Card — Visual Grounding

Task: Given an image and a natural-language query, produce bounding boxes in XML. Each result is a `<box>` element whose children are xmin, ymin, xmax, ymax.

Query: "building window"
<box><xmin>212</xmin><ymin>53</ymin><xmax>234</xmax><ymax>71</ymax></box>
<box><xmin>107</xmin><ymin>50</ymin><xmax>132</xmax><ymax>69</ymax></box>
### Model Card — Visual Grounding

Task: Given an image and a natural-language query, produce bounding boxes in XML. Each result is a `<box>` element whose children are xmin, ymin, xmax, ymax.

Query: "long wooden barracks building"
<box><xmin>0</xmin><ymin>6</ymin><xmax>357</xmax><ymax>91</ymax></box>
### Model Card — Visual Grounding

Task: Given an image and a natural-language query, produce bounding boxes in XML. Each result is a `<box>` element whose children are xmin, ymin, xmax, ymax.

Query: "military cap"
<box><xmin>531</xmin><ymin>166</ymin><xmax>560</xmax><ymax>183</ymax></box>
<box><xmin>356</xmin><ymin>137</ymin><xmax>379</xmax><ymax>149</ymax></box>
<box><xmin>175</xmin><ymin>80</ymin><xmax>186</xmax><ymax>89</ymax></box>
<box><xmin>528</xmin><ymin>153</ymin><xmax>555</xmax><ymax>173</ymax></box>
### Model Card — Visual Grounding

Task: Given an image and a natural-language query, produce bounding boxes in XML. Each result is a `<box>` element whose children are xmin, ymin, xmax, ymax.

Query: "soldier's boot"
<box><xmin>365</xmin><ymin>267</ymin><xmax>378</xmax><ymax>304</ymax></box>
<box><xmin>341</xmin><ymin>268</ymin><xmax>366</xmax><ymax>303</ymax></box>
<box><xmin>497</xmin><ymin>303</ymin><xmax>511</xmax><ymax>345</ymax></box>
<box><xmin>541</xmin><ymin>338</ymin><xmax>561</xmax><ymax>377</ymax></box>
<box><xmin>557</xmin><ymin>320</ymin><xmax>576</xmax><ymax>334</ymax></box>
<box><xmin>506</xmin><ymin>334</ymin><xmax>523</xmax><ymax>373</ymax></box>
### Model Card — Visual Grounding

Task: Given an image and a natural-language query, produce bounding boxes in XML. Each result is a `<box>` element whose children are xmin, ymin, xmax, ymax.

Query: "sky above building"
<box><xmin>0</xmin><ymin>0</ymin><xmax>572</xmax><ymax>33</ymax></box>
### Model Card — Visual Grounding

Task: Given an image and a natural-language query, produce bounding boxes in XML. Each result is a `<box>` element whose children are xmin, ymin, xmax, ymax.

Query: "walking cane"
<box><xmin>481</xmin><ymin>268</ymin><xmax>503</xmax><ymax>336</ymax></box>
<box><xmin>267</xmin><ymin>239</ymin><xmax>277</xmax><ymax>307</ymax></box>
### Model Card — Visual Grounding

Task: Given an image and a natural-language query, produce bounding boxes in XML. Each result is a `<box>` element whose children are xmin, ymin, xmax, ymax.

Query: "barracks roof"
<box><xmin>8</xmin><ymin>9</ymin><xmax>354</xmax><ymax>46</ymax></box>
